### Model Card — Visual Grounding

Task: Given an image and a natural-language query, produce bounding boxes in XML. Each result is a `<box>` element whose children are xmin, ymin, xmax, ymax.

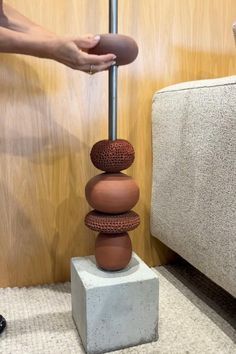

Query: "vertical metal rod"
<box><xmin>108</xmin><ymin>0</ymin><xmax>118</xmax><ymax>140</ymax></box>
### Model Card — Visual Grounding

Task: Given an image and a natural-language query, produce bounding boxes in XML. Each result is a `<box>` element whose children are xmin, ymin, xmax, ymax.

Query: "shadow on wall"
<box><xmin>0</xmin><ymin>180</ymin><xmax>55</xmax><ymax>287</ymax></box>
<box><xmin>0</xmin><ymin>54</ymin><xmax>97</xmax><ymax>286</ymax></box>
<box><xmin>0</xmin><ymin>54</ymin><xmax>84</xmax><ymax>162</ymax></box>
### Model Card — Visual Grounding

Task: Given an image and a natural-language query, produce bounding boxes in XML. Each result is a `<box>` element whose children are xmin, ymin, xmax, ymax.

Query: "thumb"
<box><xmin>73</xmin><ymin>34</ymin><xmax>100</xmax><ymax>50</ymax></box>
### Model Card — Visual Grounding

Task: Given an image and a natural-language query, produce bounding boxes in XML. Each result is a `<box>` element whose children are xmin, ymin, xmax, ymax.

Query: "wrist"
<box><xmin>10</xmin><ymin>33</ymin><xmax>58</xmax><ymax>59</ymax></box>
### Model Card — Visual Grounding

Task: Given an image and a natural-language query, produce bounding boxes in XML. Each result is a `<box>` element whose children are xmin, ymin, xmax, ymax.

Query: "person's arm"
<box><xmin>0</xmin><ymin>1</ymin><xmax>116</xmax><ymax>74</ymax></box>
<box><xmin>0</xmin><ymin>24</ymin><xmax>59</xmax><ymax>61</ymax></box>
<box><xmin>0</xmin><ymin>2</ymin><xmax>54</xmax><ymax>36</ymax></box>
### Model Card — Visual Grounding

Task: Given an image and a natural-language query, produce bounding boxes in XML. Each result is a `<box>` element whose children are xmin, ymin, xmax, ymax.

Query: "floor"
<box><xmin>0</xmin><ymin>259</ymin><xmax>235</xmax><ymax>354</ymax></box>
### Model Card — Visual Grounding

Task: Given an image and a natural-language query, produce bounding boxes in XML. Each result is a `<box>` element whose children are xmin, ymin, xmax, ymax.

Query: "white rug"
<box><xmin>0</xmin><ymin>261</ymin><xmax>235</xmax><ymax>354</ymax></box>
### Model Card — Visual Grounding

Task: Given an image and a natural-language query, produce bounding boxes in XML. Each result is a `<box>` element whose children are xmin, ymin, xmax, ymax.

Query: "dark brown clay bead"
<box><xmin>88</xmin><ymin>34</ymin><xmax>138</xmax><ymax>66</ymax></box>
<box><xmin>95</xmin><ymin>232</ymin><xmax>132</xmax><ymax>271</ymax></box>
<box><xmin>85</xmin><ymin>173</ymin><xmax>139</xmax><ymax>214</ymax></box>
<box><xmin>84</xmin><ymin>210</ymin><xmax>140</xmax><ymax>233</ymax></box>
<box><xmin>90</xmin><ymin>139</ymin><xmax>135</xmax><ymax>173</ymax></box>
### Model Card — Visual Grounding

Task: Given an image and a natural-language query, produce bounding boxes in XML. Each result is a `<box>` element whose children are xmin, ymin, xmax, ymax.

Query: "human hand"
<box><xmin>0</xmin><ymin>2</ymin><xmax>116</xmax><ymax>73</ymax></box>
<box><xmin>45</xmin><ymin>34</ymin><xmax>116</xmax><ymax>74</ymax></box>
<box><xmin>0</xmin><ymin>3</ymin><xmax>115</xmax><ymax>73</ymax></box>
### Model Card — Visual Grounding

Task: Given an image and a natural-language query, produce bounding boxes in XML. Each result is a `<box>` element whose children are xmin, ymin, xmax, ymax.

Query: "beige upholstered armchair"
<box><xmin>150</xmin><ymin>25</ymin><xmax>236</xmax><ymax>297</ymax></box>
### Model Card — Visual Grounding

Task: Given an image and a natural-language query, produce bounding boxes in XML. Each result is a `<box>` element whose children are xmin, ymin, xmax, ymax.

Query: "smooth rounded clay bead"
<box><xmin>88</xmin><ymin>34</ymin><xmax>138</xmax><ymax>66</ymax></box>
<box><xmin>85</xmin><ymin>173</ymin><xmax>139</xmax><ymax>214</ymax></box>
<box><xmin>90</xmin><ymin>139</ymin><xmax>135</xmax><ymax>173</ymax></box>
<box><xmin>95</xmin><ymin>232</ymin><xmax>132</xmax><ymax>271</ymax></box>
<box><xmin>84</xmin><ymin>210</ymin><xmax>140</xmax><ymax>233</ymax></box>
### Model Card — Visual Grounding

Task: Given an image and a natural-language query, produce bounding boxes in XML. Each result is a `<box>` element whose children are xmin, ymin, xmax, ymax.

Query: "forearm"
<box><xmin>0</xmin><ymin>25</ymin><xmax>52</xmax><ymax>58</ymax></box>
<box><xmin>0</xmin><ymin>2</ymin><xmax>54</xmax><ymax>37</ymax></box>
<box><xmin>0</xmin><ymin>1</ymin><xmax>56</xmax><ymax>59</ymax></box>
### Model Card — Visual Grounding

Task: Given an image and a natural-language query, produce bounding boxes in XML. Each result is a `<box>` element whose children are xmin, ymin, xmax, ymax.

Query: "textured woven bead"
<box><xmin>85</xmin><ymin>210</ymin><xmax>140</xmax><ymax>233</ymax></box>
<box><xmin>95</xmin><ymin>232</ymin><xmax>132</xmax><ymax>271</ymax></box>
<box><xmin>90</xmin><ymin>139</ymin><xmax>135</xmax><ymax>172</ymax></box>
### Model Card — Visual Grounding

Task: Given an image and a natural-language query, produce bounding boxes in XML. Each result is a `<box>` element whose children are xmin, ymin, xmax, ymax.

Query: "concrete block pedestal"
<box><xmin>71</xmin><ymin>253</ymin><xmax>159</xmax><ymax>354</ymax></box>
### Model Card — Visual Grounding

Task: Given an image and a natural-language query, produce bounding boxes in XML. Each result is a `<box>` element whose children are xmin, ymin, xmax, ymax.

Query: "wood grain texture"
<box><xmin>0</xmin><ymin>0</ymin><xmax>235</xmax><ymax>287</ymax></box>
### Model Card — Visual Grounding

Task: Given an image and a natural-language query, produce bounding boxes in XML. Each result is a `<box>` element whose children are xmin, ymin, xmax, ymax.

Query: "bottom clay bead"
<box><xmin>95</xmin><ymin>232</ymin><xmax>132</xmax><ymax>271</ymax></box>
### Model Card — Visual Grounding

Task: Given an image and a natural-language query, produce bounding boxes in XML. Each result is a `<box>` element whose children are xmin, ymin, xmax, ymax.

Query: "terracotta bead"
<box><xmin>90</xmin><ymin>139</ymin><xmax>135</xmax><ymax>172</ymax></box>
<box><xmin>88</xmin><ymin>34</ymin><xmax>138</xmax><ymax>66</ymax></box>
<box><xmin>84</xmin><ymin>210</ymin><xmax>140</xmax><ymax>233</ymax></box>
<box><xmin>95</xmin><ymin>232</ymin><xmax>132</xmax><ymax>271</ymax></box>
<box><xmin>85</xmin><ymin>173</ymin><xmax>139</xmax><ymax>214</ymax></box>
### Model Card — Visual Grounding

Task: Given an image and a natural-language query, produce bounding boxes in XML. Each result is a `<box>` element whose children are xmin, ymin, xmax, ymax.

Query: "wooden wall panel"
<box><xmin>0</xmin><ymin>0</ymin><xmax>235</xmax><ymax>287</ymax></box>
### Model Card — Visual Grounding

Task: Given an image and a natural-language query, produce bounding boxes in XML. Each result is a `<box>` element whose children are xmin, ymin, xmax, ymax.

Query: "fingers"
<box><xmin>52</xmin><ymin>36</ymin><xmax>117</xmax><ymax>73</ymax></box>
<box><xmin>57</xmin><ymin>57</ymin><xmax>116</xmax><ymax>74</ymax></box>
<box><xmin>72</xmin><ymin>35</ymin><xmax>116</xmax><ymax>64</ymax></box>
<box><xmin>83</xmin><ymin>61</ymin><xmax>116</xmax><ymax>75</ymax></box>
<box><xmin>83</xmin><ymin>51</ymin><xmax>116</xmax><ymax>64</ymax></box>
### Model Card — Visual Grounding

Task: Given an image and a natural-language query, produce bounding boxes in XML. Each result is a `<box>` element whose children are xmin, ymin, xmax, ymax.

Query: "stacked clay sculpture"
<box><xmin>85</xmin><ymin>32</ymin><xmax>140</xmax><ymax>271</ymax></box>
<box><xmin>85</xmin><ymin>139</ymin><xmax>140</xmax><ymax>271</ymax></box>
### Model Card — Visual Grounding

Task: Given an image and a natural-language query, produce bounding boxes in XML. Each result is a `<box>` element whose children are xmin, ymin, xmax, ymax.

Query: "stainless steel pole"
<box><xmin>108</xmin><ymin>0</ymin><xmax>118</xmax><ymax>140</ymax></box>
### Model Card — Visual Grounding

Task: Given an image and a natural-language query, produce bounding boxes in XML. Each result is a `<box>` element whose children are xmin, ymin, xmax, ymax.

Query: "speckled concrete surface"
<box><xmin>0</xmin><ymin>260</ymin><xmax>235</xmax><ymax>354</ymax></box>
<box><xmin>71</xmin><ymin>253</ymin><xmax>159</xmax><ymax>353</ymax></box>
